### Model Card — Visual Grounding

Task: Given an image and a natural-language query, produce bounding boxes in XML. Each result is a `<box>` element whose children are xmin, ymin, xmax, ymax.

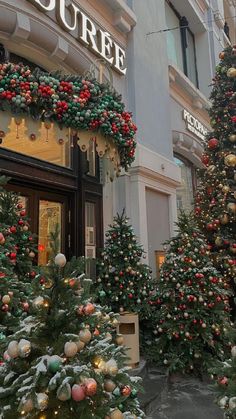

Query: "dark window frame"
<box><xmin>166</xmin><ymin>0</ymin><xmax>199</xmax><ymax>87</ymax></box>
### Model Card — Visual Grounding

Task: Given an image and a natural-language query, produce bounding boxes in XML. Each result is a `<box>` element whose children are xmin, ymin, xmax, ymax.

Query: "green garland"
<box><xmin>0</xmin><ymin>62</ymin><xmax>137</xmax><ymax>169</ymax></box>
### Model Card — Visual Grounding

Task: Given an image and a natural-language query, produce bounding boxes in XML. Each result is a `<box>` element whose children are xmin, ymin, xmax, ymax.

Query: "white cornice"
<box><xmin>100</xmin><ymin>0</ymin><xmax>137</xmax><ymax>33</ymax></box>
<box><xmin>169</xmin><ymin>64</ymin><xmax>211</xmax><ymax>111</ymax></box>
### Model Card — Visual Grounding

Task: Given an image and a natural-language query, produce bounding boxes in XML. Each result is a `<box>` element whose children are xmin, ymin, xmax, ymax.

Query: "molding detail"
<box><xmin>100</xmin><ymin>0</ymin><xmax>137</xmax><ymax>33</ymax></box>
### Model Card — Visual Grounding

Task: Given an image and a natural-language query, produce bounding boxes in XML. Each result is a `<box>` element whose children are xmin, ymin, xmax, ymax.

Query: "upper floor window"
<box><xmin>165</xmin><ymin>1</ymin><xmax>198</xmax><ymax>87</ymax></box>
<box><xmin>174</xmin><ymin>155</ymin><xmax>197</xmax><ymax>216</ymax></box>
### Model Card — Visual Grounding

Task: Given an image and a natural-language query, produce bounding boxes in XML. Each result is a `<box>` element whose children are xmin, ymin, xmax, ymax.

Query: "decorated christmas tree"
<box><xmin>0</xmin><ymin>177</ymin><xmax>35</xmax><ymax>338</ymax></box>
<box><xmin>211</xmin><ymin>345</ymin><xmax>236</xmax><ymax>418</ymax></box>
<box><xmin>195</xmin><ymin>45</ymin><xmax>236</xmax><ymax>302</ymax></box>
<box><xmin>0</xmin><ymin>177</ymin><xmax>37</xmax><ymax>278</ymax></box>
<box><xmin>148</xmin><ymin>212</ymin><xmax>232</xmax><ymax>375</ymax></box>
<box><xmin>96</xmin><ymin>211</ymin><xmax>153</xmax><ymax>318</ymax></box>
<box><xmin>0</xmin><ymin>247</ymin><xmax>144</xmax><ymax>418</ymax></box>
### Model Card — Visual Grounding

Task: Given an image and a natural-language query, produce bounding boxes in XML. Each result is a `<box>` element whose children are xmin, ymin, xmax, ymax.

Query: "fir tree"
<box><xmin>148</xmin><ymin>212</ymin><xmax>232</xmax><ymax>375</ymax></box>
<box><xmin>211</xmin><ymin>345</ymin><xmax>236</xmax><ymax>418</ymax></box>
<box><xmin>0</xmin><ymin>248</ymin><xmax>144</xmax><ymax>418</ymax></box>
<box><xmin>96</xmin><ymin>211</ymin><xmax>153</xmax><ymax>318</ymax></box>
<box><xmin>195</xmin><ymin>45</ymin><xmax>236</xmax><ymax>302</ymax></box>
<box><xmin>0</xmin><ymin>178</ymin><xmax>36</xmax><ymax>340</ymax></box>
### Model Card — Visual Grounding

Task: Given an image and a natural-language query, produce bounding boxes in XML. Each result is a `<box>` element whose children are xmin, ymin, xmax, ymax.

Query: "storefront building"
<box><xmin>0</xmin><ymin>0</ymin><xmax>235</xmax><ymax>278</ymax></box>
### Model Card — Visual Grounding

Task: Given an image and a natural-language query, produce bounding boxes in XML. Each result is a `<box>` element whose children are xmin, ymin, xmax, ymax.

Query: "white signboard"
<box><xmin>28</xmin><ymin>0</ymin><xmax>127</xmax><ymax>75</ymax></box>
<box><xmin>182</xmin><ymin>109</ymin><xmax>208</xmax><ymax>142</ymax></box>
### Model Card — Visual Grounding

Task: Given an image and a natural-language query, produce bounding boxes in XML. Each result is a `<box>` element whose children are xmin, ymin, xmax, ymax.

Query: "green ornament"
<box><xmin>48</xmin><ymin>355</ymin><xmax>62</xmax><ymax>373</ymax></box>
<box><xmin>0</xmin><ymin>332</ymin><xmax>6</xmax><ymax>341</ymax></box>
<box><xmin>99</xmin><ymin>291</ymin><xmax>106</xmax><ymax>297</ymax></box>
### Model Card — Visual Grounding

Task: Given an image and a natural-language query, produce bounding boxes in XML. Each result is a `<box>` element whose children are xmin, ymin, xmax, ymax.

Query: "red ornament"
<box><xmin>128</xmin><ymin>293</ymin><xmax>133</xmax><ymax>298</ymax></box>
<box><xmin>1</xmin><ymin>304</ymin><xmax>9</xmax><ymax>312</ymax></box>
<box><xmin>28</xmin><ymin>236</ymin><xmax>33</xmax><ymax>242</ymax></box>
<box><xmin>208</xmin><ymin>138</ymin><xmax>219</xmax><ymax>149</ymax></box>
<box><xmin>29</xmin><ymin>271</ymin><xmax>36</xmax><ymax>279</ymax></box>
<box><xmin>22</xmin><ymin>302</ymin><xmax>29</xmax><ymax>312</ymax></box>
<box><xmin>121</xmin><ymin>386</ymin><xmax>132</xmax><ymax>396</ymax></box>
<box><xmin>20</xmin><ymin>210</ymin><xmax>26</xmax><ymax>217</ymax></box>
<box><xmin>84</xmin><ymin>303</ymin><xmax>95</xmax><ymax>315</ymax></box>
<box><xmin>0</xmin><ymin>272</ymin><xmax>6</xmax><ymax>279</ymax></box>
<box><xmin>201</xmin><ymin>154</ymin><xmax>209</xmax><ymax>165</ymax></box>
<box><xmin>119</xmin><ymin>271</ymin><xmax>124</xmax><ymax>276</ymax></box>
<box><xmin>18</xmin><ymin>219</ymin><xmax>24</xmax><ymax>226</ymax></box>
<box><xmin>9</xmin><ymin>252</ymin><xmax>17</xmax><ymax>260</ymax></box>
<box><xmin>17</xmin><ymin>203</ymin><xmax>23</xmax><ymax>209</ymax></box>
<box><xmin>218</xmin><ymin>377</ymin><xmax>228</xmax><ymax>386</ymax></box>
<box><xmin>84</xmin><ymin>378</ymin><xmax>97</xmax><ymax>396</ymax></box>
<box><xmin>10</xmin><ymin>226</ymin><xmax>17</xmax><ymax>234</ymax></box>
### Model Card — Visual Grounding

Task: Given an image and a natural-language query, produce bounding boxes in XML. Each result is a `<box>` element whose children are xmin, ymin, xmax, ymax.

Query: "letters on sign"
<box><xmin>28</xmin><ymin>0</ymin><xmax>127</xmax><ymax>75</ymax></box>
<box><xmin>182</xmin><ymin>109</ymin><xmax>208</xmax><ymax>142</ymax></box>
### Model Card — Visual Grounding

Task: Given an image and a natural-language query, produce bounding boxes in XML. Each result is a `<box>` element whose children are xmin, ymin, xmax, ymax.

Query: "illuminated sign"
<box><xmin>182</xmin><ymin>109</ymin><xmax>208</xmax><ymax>142</ymax></box>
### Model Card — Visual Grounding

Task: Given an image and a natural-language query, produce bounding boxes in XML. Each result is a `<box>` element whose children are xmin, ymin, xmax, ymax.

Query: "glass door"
<box><xmin>5</xmin><ymin>185</ymin><xmax>70</xmax><ymax>265</ymax></box>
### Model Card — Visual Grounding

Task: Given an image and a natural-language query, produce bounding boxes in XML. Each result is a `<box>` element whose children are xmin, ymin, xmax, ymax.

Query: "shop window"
<box><xmin>0</xmin><ymin>115</ymin><xmax>72</xmax><ymax>168</ymax></box>
<box><xmin>38</xmin><ymin>200</ymin><xmax>62</xmax><ymax>265</ymax></box>
<box><xmin>174</xmin><ymin>155</ymin><xmax>196</xmax><ymax>216</ymax></box>
<box><xmin>155</xmin><ymin>250</ymin><xmax>166</xmax><ymax>280</ymax></box>
<box><xmin>86</xmin><ymin>139</ymin><xmax>96</xmax><ymax>177</ymax></box>
<box><xmin>165</xmin><ymin>1</ymin><xmax>198</xmax><ymax>87</ymax></box>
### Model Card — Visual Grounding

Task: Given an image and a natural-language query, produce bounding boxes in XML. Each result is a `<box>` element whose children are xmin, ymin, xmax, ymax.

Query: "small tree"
<box><xmin>0</xmin><ymin>177</ymin><xmax>36</xmax><ymax>339</ymax></box>
<box><xmin>0</xmin><ymin>247</ymin><xmax>144</xmax><ymax>418</ymax></box>
<box><xmin>96</xmin><ymin>211</ymin><xmax>153</xmax><ymax>318</ymax></box>
<box><xmin>149</xmin><ymin>212</ymin><xmax>232</xmax><ymax>375</ymax></box>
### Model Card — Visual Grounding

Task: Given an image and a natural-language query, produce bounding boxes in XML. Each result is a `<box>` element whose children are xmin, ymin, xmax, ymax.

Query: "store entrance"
<box><xmin>6</xmin><ymin>184</ymin><xmax>71</xmax><ymax>265</ymax></box>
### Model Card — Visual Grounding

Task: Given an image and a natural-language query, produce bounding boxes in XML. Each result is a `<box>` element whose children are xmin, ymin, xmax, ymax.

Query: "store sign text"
<box><xmin>182</xmin><ymin>109</ymin><xmax>208</xmax><ymax>142</ymax></box>
<box><xmin>28</xmin><ymin>0</ymin><xmax>127</xmax><ymax>75</ymax></box>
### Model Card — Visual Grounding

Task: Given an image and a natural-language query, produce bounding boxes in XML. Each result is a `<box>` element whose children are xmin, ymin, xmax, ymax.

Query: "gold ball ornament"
<box><xmin>106</xmin><ymin>359</ymin><xmax>118</xmax><ymax>376</ymax></box>
<box><xmin>104</xmin><ymin>379</ymin><xmax>116</xmax><ymax>392</ymax></box>
<box><xmin>229</xmin><ymin>134</ymin><xmax>236</xmax><ymax>143</ymax></box>
<box><xmin>64</xmin><ymin>341</ymin><xmax>78</xmax><ymax>358</ymax></box>
<box><xmin>215</xmin><ymin>237</ymin><xmax>223</xmax><ymax>247</ymax></box>
<box><xmin>220</xmin><ymin>214</ymin><xmax>229</xmax><ymax>224</ymax></box>
<box><xmin>76</xmin><ymin>340</ymin><xmax>85</xmax><ymax>352</ymax></box>
<box><xmin>2</xmin><ymin>295</ymin><xmax>10</xmax><ymax>304</ymax></box>
<box><xmin>79</xmin><ymin>329</ymin><xmax>92</xmax><ymax>344</ymax></box>
<box><xmin>222</xmin><ymin>185</ymin><xmax>230</xmax><ymax>193</ymax></box>
<box><xmin>7</xmin><ymin>340</ymin><xmax>19</xmax><ymax>358</ymax></box>
<box><xmin>227</xmin><ymin>67</ymin><xmax>236</xmax><ymax>78</ymax></box>
<box><xmin>20</xmin><ymin>398</ymin><xmax>34</xmax><ymax>413</ymax></box>
<box><xmin>29</xmin><ymin>251</ymin><xmax>35</xmax><ymax>258</ymax></box>
<box><xmin>18</xmin><ymin>339</ymin><xmax>31</xmax><ymax>358</ymax></box>
<box><xmin>36</xmin><ymin>393</ymin><xmax>49</xmax><ymax>411</ymax></box>
<box><xmin>116</xmin><ymin>335</ymin><xmax>124</xmax><ymax>345</ymax></box>
<box><xmin>224</xmin><ymin>154</ymin><xmax>236</xmax><ymax>167</ymax></box>
<box><xmin>227</xmin><ymin>203</ymin><xmax>236</xmax><ymax>214</ymax></box>
<box><xmin>110</xmin><ymin>409</ymin><xmax>124</xmax><ymax>419</ymax></box>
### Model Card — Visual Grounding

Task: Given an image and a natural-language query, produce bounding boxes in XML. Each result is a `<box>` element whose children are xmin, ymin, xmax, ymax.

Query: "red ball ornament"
<box><xmin>218</xmin><ymin>377</ymin><xmax>228</xmax><ymax>386</ymax></box>
<box><xmin>119</xmin><ymin>271</ymin><xmax>124</xmax><ymax>277</ymax></box>
<box><xmin>17</xmin><ymin>203</ymin><xmax>23</xmax><ymax>209</ymax></box>
<box><xmin>195</xmin><ymin>207</ymin><xmax>201</xmax><ymax>215</ymax></box>
<box><xmin>71</xmin><ymin>384</ymin><xmax>86</xmax><ymax>401</ymax></box>
<box><xmin>20</xmin><ymin>210</ymin><xmax>26</xmax><ymax>217</ymax></box>
<box><xmin>83</xmin><ymin>303</ymin><xmax>95</xmax><ymax>315</ymax></box>
<box><xmin>84</xmin><ymin>378</ymin><xmax>97</xmax><ymax>396</ymax></box>
<box><xmin>10</xmin><ymin>226</ymin><xmax>17</xmax><ymax>234</ymax></box>
<box><xmin>29</xmin><ymin>271</ymin><xmax>36</xmax><ymax>279</ymax></box>
<box><xmin>18</xmin><ymin>219</ymin><xmax>24</xmax><ymax>226</ymax></box>
<box><xmin>121</xmin><ymin>386</ymin><xmax>131</xmax><ymax>397</ymax></box>
<box><xmin>201</xmin><ymin>154</ymin><xmax>209</xmax><ymax>165</ymax></box>
<box><xmin>208</xmin><ymin>138</ymin><xmax>219</xmax><ymax>149</ymax></box>
<box><xmin>9</xmin><ymin>252</ymin><xmax>17</xmax><ymax>260</ymax></box>
<box><xmin>28</xmin><ymin>236</ymin><xmax>33</xmax><ymax>242</ymax></box>
<box><xmin>1</xmin><ymin>304</ymin><xmax>9</xmax><ymax>312</ymax></box>
<box><xmin>22</xmin><ymin>302</ymin><xmax>29</xmax><ymax>312</ymax></box>
<box><xmin>128</xmin><ymin>293</ymin><xmax>133</xmax><ymax>298</ymax></box>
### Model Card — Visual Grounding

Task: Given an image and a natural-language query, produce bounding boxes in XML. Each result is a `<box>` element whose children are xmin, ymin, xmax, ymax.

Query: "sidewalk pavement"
<box><xmin>137</xmin><ymin>363</ymin><xmax>224</xmax><ymax>419</ymax></box>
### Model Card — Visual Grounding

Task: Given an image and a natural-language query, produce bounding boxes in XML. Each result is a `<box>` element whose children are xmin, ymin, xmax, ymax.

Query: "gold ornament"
<box><xmin>64</xmin><ymin>342</ymin><xmax>78</xmax><ymax>358</ymax></box>
<box><xmin>229</xmin><ymin>134</ymin><xmax>236</xmax><ymax>143</ymax></box>
<box><xmin>110</xmin><ymin>409</ymin><xmax>123</xmax><ymax>419</ymax></box>
<box><xmin>207</xmin><ymin>165</ymin><xmax>216</xmax><ymax>173</ymax></box>
<box><xmin>224</xmin><ymin>154</ymin><xmax>236</xmax><ymax>167</ymax></box>
<box><xmin>104</xmin><ymin>379</ymin><xmax>116</xmax><ymax>392</ymax></box>
<box><xmin>2</xmin><ymin>295</ymin><xmax>10</xmax><ymax>304</ymax></box>
<box><xmin>76</xmin><ymin>340</ymin><xmax>85</xmax><ymax>352</ymax></box>
<box><xmin>116</xmin><ymin>335</ymin><xmax>124</xmax><ymax>345</ymax></box>
<box><xmin>220</xmin><ymin>214</ymin><xmax>229</xmax><ymax>224</ymax></box>
<box><xmin>36</xmin><ymin>393</ymin><xmax>49</xmax><ymax>411</ymax></box>
<box><xmin>222</xmin><ymin>185</ymin><xmax>230</xmax><ymax>193</ymax></box>
<box><xmin>215</xmin><ymin>237</ymin><xmax>223</xmax><ymax>247</ymax></box>
<box><xmin>230</xmin><ymin>246</ymin><xmax>236</xmax><ymax>255</ymax></box>
<box><xmin>44</xmin><ymin>278</ymin><xmax>54</xmax><ymax>289</ymax></box>
<box><xmin>79</xmin><ymin>329</ymin><xmax>92</xmax><ymax>344</ymax></box>
<box><xmin>227</xmin><ymin>203</ymin><xmax>236</xmax><ymax>214</ymax></box>
<box><xmin>227</xmin><ymin>67</ymin><xmax>236</xmax><ymax>78</ymax></box>
<box><xmin>18</xmin><ymin>339</ymin><xmax>31</xmax><ymax>358</ymax></box>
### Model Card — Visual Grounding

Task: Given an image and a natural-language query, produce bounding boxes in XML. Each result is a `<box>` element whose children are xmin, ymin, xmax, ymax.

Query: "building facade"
<box><xmin>0</xmin><ymin>0</ymin><xmax>235</xmax><ymax>276</ymax></box>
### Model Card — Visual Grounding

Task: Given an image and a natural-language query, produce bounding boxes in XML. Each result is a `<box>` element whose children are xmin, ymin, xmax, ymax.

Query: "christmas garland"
<box><xmin>0</xmin><ymin>62</ymin><xmax>137</xmax><ymax>169</ymax></box>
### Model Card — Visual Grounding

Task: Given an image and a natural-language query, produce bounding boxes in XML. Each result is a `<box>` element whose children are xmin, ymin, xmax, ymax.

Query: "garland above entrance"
<box><xmin>0</xmin><ymin>62</ymin><xmax>137</xmax><ymax>169</ymax></box>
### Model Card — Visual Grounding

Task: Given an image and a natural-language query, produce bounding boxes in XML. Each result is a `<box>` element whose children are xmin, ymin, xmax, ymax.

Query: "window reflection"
<box><xmin>38</xmin><ymin>200</ymin><xmax>62</xmax><ymax>265</ymax></box>
<box><xmin>174</xmin><ymin>156</ymin><xmax>195</xmax><ymax>216</ymax></box>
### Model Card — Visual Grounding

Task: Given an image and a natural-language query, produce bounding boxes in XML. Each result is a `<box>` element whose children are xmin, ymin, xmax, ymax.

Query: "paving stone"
<box><xmin>142</xmin><ymin>365</ymin><xmax>224</xmax><ymax>419</ymax></box>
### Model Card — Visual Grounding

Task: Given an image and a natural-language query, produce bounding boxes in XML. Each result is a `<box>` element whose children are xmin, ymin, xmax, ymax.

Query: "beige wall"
<box><xmin>146</xmin><ymin>188</ymin><xmax>171</xmax><ymax>276</ymax></box>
